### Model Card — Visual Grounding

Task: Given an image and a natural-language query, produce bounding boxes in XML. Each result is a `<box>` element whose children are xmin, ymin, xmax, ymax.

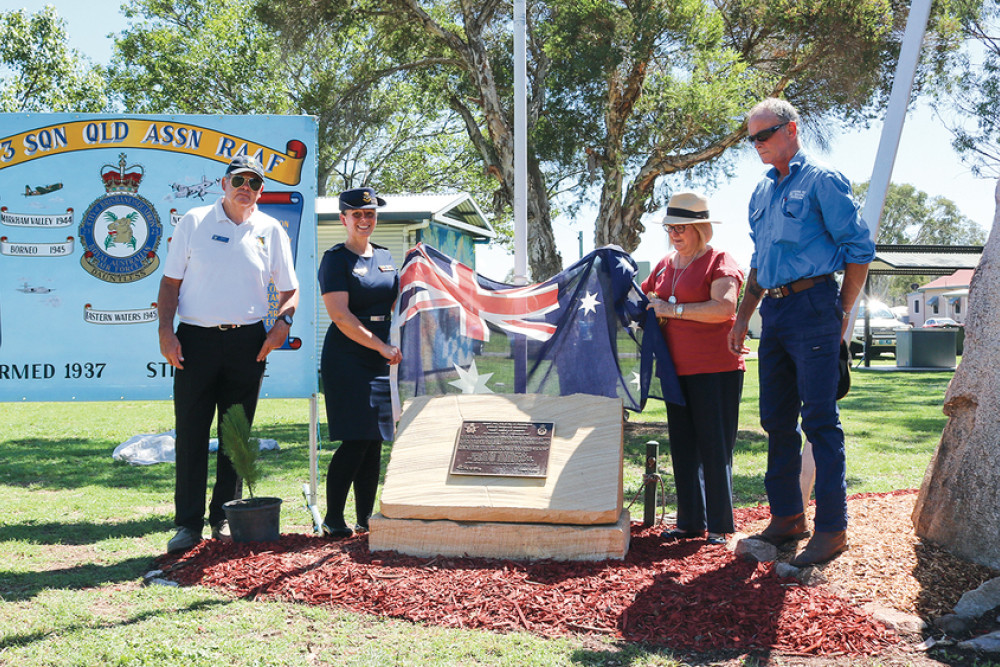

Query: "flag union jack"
<box><xmin>394</xmin><ymin>243</ymin><xmax>683</xmax><ymax>410</ymax></box>
<box><xmin>398</xmin><ymin>243</ymin><xmax>560</xmax><ymax>341</ymax></box>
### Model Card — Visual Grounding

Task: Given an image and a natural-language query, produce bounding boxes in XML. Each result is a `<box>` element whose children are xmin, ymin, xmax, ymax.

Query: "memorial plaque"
<box><xmin>450</xmin><ymin>420</ymin><xmax>554</xmax><ymax>477</ymax></box>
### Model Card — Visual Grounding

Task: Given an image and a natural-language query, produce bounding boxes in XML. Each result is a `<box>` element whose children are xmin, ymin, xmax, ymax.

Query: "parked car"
<box><xmin>850</xmin><ymin>301</ymin><xmax>909</xmax><ymax>358</ymax></box>
<box><xmin>922</xmin><ymin>317</ymin><xmax>961</xmax><ymax>328</ymax></box>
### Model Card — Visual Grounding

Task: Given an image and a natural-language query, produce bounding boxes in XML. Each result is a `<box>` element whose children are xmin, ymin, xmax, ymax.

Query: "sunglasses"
<box><xmin>747</xmin><ymin>121</ymin><xmax>789</xmax><ymax>144</ymax></box>
<box><xmin>662</xmin><ymin>224</ymin><xmax>692</xmax><ymax>234</ymax></box>
<box><xmin>230</xmin><ymin>174</ymin><xmax>263</xmax><ymax>191</ymax></box>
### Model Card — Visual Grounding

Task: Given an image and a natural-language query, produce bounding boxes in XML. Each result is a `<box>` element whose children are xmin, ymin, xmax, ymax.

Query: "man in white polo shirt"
<box><xmin>157</xmin><ymin>155</ymin><xmax>299</xmax><ymax>554</ymax></box>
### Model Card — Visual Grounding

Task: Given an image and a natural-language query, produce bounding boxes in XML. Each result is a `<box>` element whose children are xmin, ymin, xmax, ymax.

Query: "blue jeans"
<box><xmin>758</xmin><ymin>280</ymin><xmax>847</xmax><ymax>532</ymax></box>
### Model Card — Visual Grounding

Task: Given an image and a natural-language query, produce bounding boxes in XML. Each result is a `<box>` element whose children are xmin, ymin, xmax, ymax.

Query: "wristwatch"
<box><xmin>675</xmin><ymin>304</ymin><xmax>684</xmax><ymax>319</ymax></box>
<box><xmin>278</xmin><ymin>313</ymin><xmax>293</xmax><ymax>326</ymax></box>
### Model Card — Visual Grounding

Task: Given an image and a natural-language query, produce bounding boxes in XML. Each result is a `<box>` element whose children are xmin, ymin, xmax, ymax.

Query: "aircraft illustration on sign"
<box><xmin>17</xmin><ymin>282</ymin><xmax>55</xmax><ymax>294</ymax></box>
<box><xmin>24</xmin><ymin>183</ymin><xmax>63</xmax><ymax>196</ymax></box>
<box><xmin>169</xmin><ymin>176</ymin><xmax>217</xmax><ymax>200</ymax></box>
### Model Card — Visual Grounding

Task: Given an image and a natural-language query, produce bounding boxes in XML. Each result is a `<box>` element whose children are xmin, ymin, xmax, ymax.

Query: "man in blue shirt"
<box><xmin>728</xmin><ymin>98</ymin><xmax>875</xmax><ymax>567</ymax></box>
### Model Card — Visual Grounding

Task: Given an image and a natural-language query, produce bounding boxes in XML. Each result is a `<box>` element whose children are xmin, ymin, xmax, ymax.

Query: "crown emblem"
<box><xmin>101</xmin><ymin>153</ymin><xmax>145</xmax><ymax>193</ymax></box>
<box><xmin>362</xmin><ymin>191</ymin><xmax>372</xmax><ymax>203</ymax></box>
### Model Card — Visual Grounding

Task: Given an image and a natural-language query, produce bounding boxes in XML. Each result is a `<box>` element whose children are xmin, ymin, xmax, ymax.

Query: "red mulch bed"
<box><xmin>156</xmin><ymin>500</ymin><xmax>905</xmax><ymax>657</ymax></box>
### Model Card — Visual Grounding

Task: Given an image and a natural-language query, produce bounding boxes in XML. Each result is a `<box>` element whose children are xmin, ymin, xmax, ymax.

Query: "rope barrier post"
<box><xmin>643</xmin><ymin>440</ymin><xmax>659</xmax><ymax>527</ymax></box>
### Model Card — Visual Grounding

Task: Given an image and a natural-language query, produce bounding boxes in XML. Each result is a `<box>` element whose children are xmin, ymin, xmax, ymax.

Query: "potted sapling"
<box><xmin>220</xmin><ymin>404</ymin><xmax>282</xmax><ymax>543</ymax></box>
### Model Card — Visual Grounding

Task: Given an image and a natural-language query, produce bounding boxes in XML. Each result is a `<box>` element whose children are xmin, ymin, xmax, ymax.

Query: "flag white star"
<box><xmin>630</xmin><ymin>370</ymin><xmax>641</xmax><ymax>390</ymax></box>
<box><xmin>627</xmin><ymin>287</ymin><xmax>643</xmax><ymax>306</ymax></box>
<box><xmin>578</xmin><ymin>291</ymin><xmax>600</xmax><ymax>315</ymax></box>
<box><xmin>616</xmin><ymin>256</ymin><xmax>636</xmax><ymax>274</ymax></box>
<box><xmin>448</xmin><ymin>360</ymin><xmax>494</xmax><ymax>394</ymax></box>
<box><xmin>628</xmin><ymin>319</ymin><xmax>641</xmax><ymax>335</ymax></box>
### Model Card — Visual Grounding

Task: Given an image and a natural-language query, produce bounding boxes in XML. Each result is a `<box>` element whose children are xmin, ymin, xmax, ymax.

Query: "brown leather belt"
<box><xmin>764</xmin><ymin>274</ymin><xmax>834</xmax><ymax>299</ymax></box>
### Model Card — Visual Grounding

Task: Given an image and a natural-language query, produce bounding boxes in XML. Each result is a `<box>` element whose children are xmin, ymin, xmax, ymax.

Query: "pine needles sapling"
<box><xmin>220</xmin><ymin>404</ymin><xmax>261</xmax><ymax>498</ymax></box>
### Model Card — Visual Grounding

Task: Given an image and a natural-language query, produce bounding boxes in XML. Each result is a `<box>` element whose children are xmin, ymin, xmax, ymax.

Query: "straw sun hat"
<box><xmin>661</xmin><ymin>191</ymin><xmax>723</xmax><ymax>226</ymax></box>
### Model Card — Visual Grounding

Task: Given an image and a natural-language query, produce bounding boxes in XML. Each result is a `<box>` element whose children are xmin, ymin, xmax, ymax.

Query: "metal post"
<box><xmin>846</xmin><ymin>0</ymin><xmax>933</xmax><ymax>342</ymax></box>
<box><xmin>513</xmin><ymin>0</ymin><xmax>528</xmax><ymax>286</ymax></box>
<box><xmin>643</xmin><ymin>440</ymin><xmax>659</xmax><ymax>527</ymax></box>
<box><xmin>302</xmin><ymin>393</ymin><xmax>323</xmax><ymax>533</ymax></box>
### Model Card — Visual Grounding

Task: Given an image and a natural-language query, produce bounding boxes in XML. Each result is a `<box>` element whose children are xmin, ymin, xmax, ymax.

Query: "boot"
<box><xmin>749</xmin><ymin>513</ymin><xmax>810</xmax><ymax>546</ymax></box>
<box><xmin>790</xmin><ymin>530</ymin><xmax>848</xmax><ymax>567</ymax></box>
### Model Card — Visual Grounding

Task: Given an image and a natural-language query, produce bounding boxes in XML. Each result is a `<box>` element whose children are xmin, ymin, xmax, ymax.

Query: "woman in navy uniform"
<box><xmin>318</xmin><ymin>187</ymin><xmax>402</xmax><ymax>538</ymax></box>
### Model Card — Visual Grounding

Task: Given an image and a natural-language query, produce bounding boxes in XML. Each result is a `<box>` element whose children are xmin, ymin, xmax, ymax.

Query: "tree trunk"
<box><xmin>912</xmin><ymin>178</ymin><xmax>1000</xmax><ymax>569</ymax></box>
<box><xmin>389</xmin><ymin>0</ymin><xmax>562</xmax><ymax>280</ymax></box>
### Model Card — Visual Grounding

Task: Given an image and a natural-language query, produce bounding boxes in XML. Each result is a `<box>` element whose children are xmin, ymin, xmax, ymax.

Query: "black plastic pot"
<box><xmin>222</xmin><ymin>497</ymin><xmax>282</xmax><ymax>543</ymax></box>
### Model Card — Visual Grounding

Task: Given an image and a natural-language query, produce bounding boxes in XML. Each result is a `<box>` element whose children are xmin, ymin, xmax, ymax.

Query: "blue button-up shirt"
<box><xmin>748</xmin><ymin>151</ymin><xmax>875</xmax><ymax>289</ymax></box>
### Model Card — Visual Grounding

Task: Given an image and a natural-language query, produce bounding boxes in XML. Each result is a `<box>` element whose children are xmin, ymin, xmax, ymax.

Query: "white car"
<box><xmin>851</xmin><ymin>301</ymin><xmax>908</xmax><ymax>358</ymax></box>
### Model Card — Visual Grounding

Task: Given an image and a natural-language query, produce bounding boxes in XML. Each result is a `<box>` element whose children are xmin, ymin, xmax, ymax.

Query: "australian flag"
<box><xmin>394</xmin><ymin>243</ymin><xmax>682</xmax><ymax>410</ymax></box>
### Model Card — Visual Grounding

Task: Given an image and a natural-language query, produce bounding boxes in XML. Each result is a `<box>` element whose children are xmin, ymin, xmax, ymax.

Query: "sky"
<box><xmin>13</xmin><ymin>0</ymin><xmax>999</xmax><ymax>280</ymax></box>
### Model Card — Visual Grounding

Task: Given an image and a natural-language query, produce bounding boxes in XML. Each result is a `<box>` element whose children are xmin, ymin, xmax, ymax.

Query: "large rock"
<box><xmin>954</xmin><ymin>577</ymin><xmax>1000</xmax><ymax>620</ymax></box>
<box><xmin>912</xmin><ymin>179</ymin><xmax>1000</xmax><ymax>569</ymax></box>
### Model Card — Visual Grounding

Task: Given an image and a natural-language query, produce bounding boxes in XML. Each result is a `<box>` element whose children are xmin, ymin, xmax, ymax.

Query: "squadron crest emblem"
<box><xmin>79</xmin><ymin>153</ymin><xmax>162</xmax><ymax>283</ymax></box>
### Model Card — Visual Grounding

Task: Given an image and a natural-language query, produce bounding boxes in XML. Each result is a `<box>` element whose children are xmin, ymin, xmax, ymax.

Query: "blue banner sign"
<box><xmin>0</xmin><ymin>113</ymin><xmax>318</xmax><ymax>401</ymax></box>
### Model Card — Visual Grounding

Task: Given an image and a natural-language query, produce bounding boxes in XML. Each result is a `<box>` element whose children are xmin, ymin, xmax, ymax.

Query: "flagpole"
<box><xmin>848</xmin><ymin>0</ymin><xmax>932</xmax><ymax>343</ymax></box>
<box><xmin>513</xmin><ymin>0</ymin><xmax>528</xmax><ymax>286</ymax></box>
<box><xmin>513</xmin><ymin>0</ymin><xmax>529</xmax><ymax>392</ymax></box>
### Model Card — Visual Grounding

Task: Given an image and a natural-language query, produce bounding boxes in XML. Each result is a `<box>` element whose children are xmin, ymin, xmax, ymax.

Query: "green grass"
<box><xmin>0</xmin><ymin>352</ymin><xmax>954</xmax><ymax>666</ymax></box>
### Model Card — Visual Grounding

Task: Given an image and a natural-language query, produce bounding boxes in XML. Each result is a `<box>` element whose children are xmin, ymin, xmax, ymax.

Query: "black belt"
<box><xmin>764</xmin><ymin>274</ymin><xmax>835</xmax><ymax>299</ymax></box>
<box><xmin>180</xmin><ymin>322</ymin><xmax>260</xmax><ymax>331</ymax></box>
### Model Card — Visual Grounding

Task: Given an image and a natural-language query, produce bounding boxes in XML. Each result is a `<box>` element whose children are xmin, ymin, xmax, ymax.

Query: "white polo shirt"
<box><xmin>163</xmin><ymin>198</ymin><xmax>299</xmax><ymax>327</ymax></box>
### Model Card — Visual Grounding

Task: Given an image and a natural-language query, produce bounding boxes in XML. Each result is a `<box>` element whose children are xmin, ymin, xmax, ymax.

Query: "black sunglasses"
<box><xmin>747</xmin><ymin>121</ymin><xmax>789</xmax><ymax>144</ymax></box>
<box><xmin>230</xmin><ymin>174</ymin><xmax>263</xmax><ymax>191</ymax></box>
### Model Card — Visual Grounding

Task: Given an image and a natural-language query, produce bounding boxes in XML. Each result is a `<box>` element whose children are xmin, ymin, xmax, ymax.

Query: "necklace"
<box><xmin>668</xmin><ymin>251</ymin><xmax>700</xmax><ymax>304</ymax></box>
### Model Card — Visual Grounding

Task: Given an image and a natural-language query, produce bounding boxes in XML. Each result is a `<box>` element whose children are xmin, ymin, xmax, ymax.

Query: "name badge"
<box><xmin>353</xmin><ymin>266</ymin><xmax>368</xmax><ymax>277</ymax></box>
<box><xmin>379</xmin><ymin>265</ymin><xmax>395</xmax><ymax>272</ymax></box>
<box><xmin>211</xmin><ymin>234</ymin><xmax>230</xmax><ymax>243</ymax></box>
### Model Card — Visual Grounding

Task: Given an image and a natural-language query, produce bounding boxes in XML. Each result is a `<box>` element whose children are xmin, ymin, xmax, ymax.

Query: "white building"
<box><xmin>906</xmin><ymin>269</ymin><xmax>973</xmax><ymax>327</ymax></box>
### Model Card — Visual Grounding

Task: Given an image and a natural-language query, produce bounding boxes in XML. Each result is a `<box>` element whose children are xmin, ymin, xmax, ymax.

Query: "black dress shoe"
<box><xmin>664</xmin><ymin>528</ymin><xmax>705</xmax><ymax>540</ymax></box>
<box><xmin>353</xmin><ymin>523</ymin><xmax>369</xmax><ymax>534</ymax></box>
<box><xmin>321</xmin><ymin>523</ymin><xmax>353</xmax><ymax>539</ymax></box>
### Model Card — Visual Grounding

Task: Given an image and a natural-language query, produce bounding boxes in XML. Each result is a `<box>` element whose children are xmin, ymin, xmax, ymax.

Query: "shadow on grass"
<box><xmin>0</xmin><ymin>556</ymin><xmax>155</xmax><ymax>602</ymax></box>
<box><xmin>0</xmin><ymin>597</ymin><xmax>232</xmax><ymax>648</ymax></box>
<box><xmin>0</xmin><ymin>516</ymin><xmax>173</xmax><ymax>546</ymax></box>
<box><xmin>1</xmin><ymin>422</ymin><xmax>313</xmax><ymax>493</ymax></box>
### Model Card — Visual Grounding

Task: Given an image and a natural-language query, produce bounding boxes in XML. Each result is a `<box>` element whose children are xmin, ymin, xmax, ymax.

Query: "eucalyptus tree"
<box><xmin>108</xmin><ymin>0</ymin><xmax>493</xmax><ymax>200</ymax></box>
<box><xmin>944</xmin><ymin>0</ymin><xmax>1000</xmax><ymax>177</ymax></box>
<box><xmin>0</xmin><ymin>6</ymin><xmax>106</xmax><ymax>112</ymax></box>
<box><xmin>265</xmin><ymin>0</ymin><xmax>967</xmax><ymax>279</ymax></box>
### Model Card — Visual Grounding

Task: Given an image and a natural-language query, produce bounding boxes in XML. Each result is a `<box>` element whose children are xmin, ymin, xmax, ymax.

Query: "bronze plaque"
<box><xmin>450</xmin><ymin>420</ymin><xmax>555</xmax><ymax>477</ymax></box>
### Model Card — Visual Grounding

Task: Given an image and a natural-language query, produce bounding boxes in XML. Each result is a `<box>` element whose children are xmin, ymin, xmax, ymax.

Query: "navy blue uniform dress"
<box><xmin>319</xmin><ymin>243</ymin><xmax>398</xmax><ymax>441</ymax></box>
<box><xmin>318</xmin><ymin>243</ymin><xmax>397</xmax><ymax>531</ymax></box>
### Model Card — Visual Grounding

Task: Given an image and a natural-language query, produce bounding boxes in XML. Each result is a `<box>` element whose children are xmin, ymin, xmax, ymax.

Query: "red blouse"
<box><xmin>641</xmin><ymin>247</ymin><xmax>745</xmax><ymax>376</ymax></box>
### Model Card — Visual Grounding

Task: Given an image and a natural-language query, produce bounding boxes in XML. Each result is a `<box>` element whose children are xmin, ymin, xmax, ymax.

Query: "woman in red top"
<box><xmin>641</xmin><ymin>192</ymin><xmax>745</xmax><ymax>545</ymax></box>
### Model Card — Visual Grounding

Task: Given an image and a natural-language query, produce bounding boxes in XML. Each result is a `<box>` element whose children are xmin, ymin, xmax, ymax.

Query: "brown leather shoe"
<box><xmin>790</xmin><ymin>530</ymin><xmax>848</xmax><ymax>567</ymax></box>
<box><xmin>749</xmin><ymin>513</ymin><xmax>810</xmax><ymax>546</ymax></box>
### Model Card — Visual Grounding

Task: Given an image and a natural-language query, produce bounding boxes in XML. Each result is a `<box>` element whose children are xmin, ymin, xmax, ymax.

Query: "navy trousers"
<box><xmin>666</xmin><ymin>369</ymin><xmax>744</xmax><ymax>534</ymax></box>
<box><xmin>758</xmin><ymin>280</ymin><xmax>847</xmax><ymax>532</ymax></box>
<box><xmin>173</xmin><ymin>322</ymin><xmax>266</xmax><ymax>532</ymax></box>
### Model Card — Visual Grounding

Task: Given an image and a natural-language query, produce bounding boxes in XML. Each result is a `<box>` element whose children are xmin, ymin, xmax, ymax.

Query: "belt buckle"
<box><xmin>217</xmin><ymin>324</ymin><xmax>238</xmax><ymax>331</ymax></box>
<box><xmin>766</xmin><ymin>287</ymin><xmax>786</xmax><ymax>299</ymax></box>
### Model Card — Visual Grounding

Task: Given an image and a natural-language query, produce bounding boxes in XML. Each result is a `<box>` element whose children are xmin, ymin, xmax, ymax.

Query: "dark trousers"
<box><xmin>758</xmin><ymin>280</ymin><xmax>846</xmax><ymax>532</ymax></box>
<box><xmin>666</xmin><ymin>370</ymin><xmax>743</xmax><ymax>534</ymax></box>
<box><xmin>325</xmin><ymin>439</ymin><xmax>383</xmax><ymax>529</ymax></box>
<box><xmin>173</xmin><ymin>322</ymin><xmax>266</xmax><ymax>532</ymax></box>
